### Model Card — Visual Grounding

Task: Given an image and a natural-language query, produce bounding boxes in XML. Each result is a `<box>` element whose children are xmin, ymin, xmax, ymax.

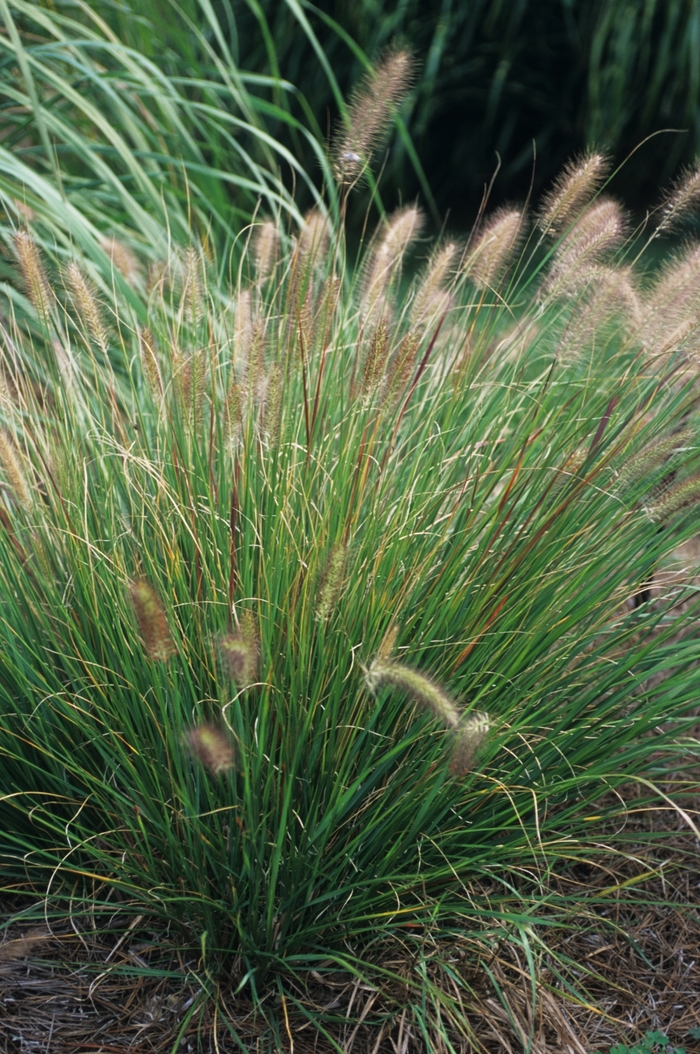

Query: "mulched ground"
<box><xmin>2</xmin><ymin>800</ymin><xmax>699</xmax><ymax>1054</ymax></box>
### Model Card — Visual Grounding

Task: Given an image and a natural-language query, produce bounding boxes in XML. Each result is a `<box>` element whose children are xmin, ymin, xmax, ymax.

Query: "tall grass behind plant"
<box><xmin>0</xmin><ymin>103</ymin><xmax>700</xmax><ymax>1044</ymax></box>
<box><xmin>91</xmin><ymin>0</ymin><xmax>700</xmax><ymax>221</ymax></box>
<box><xmin>0</xmin><ymin>0</ymin><xmax>335</xmax><ymax>311</ymax></box>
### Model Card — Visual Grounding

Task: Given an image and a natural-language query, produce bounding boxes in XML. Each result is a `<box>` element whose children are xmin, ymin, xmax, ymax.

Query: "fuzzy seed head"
<box><xmin>615</xmin><ymin>428</ymin><xmax>694</xmax><ymax>493</ymax></box>
<box><xmin>129</xmin><ymin>580</ymin><xmax>175</xmax><ymax>662</ymax></box>
<box><xmin>376</xmin><ymin>621</ymin><xmax>399</xmax><ymax>661</ymax></box>
<box><xmin>463</xmin><ymin>209</ymin><xmax>523</xmax><ymax>289</ymax></box>
<box><xmin>181</xmin><ymin>247</ymin><xmax>204</xmax><ymax>328</ymax></box>
<box><xmin>359</xmin><ymin>318</ymin><xmax>390</xmax><ymax>398</ymax></box>
<box><xmin>411</xmin><ymin>242</ymin><xmax>457</xmax><ymax>328</ymax></box>
<box><xmin>233</xmin><ymin>288</ymin><xmax>254</xmax><ymax>365</ymax></box>
<box><xmin>545</xmin><ymin>199</ymin><xmax>626</xmax><ymax>294</ymax></box>
<box><xmin>639</xmin><ymin>244</ymin><xmax>700</xmax><ymax>359</ymax></box>
<box><xmin>299</xmin><ymin>209</ymin><xmax>331</xmax><ymax>267</ymax></box>
<box><xmin>315</xmin><ymin>543</ymin><xmax>347</xmax><ymax>622</ymax></box>
<box><xmin>101</xmin><ymin>238</ymin><xmax>141</xmax><ymax>286</ymax></box>
<box><xmin>449</xmin><ymin>711</ymin><xmax>491</xmax><ymax>776</ymax></box>
<box><xmin>11</xmin><ymin>198</ymin><xmax>36</xmax><ymax>223</ymax></box>
<box><xmin>0</xmin><ymin>430</ymin><xmax>32</xmax><ymax>510</ymax></box>
<box><xmin>139</xmin><ymin>328</ymin><xmax>163</xmax><ymax>398</ymax></box>
<box><xmin>537</xmin><ymin>152</ymin><xmax>610</xmax><ymax>236</ymax></box>
<box><xmin>648</xmin><ymin>476</ymin><xmax>700</xmax><ymax>522</ymax></box>
<box><xmin>556</xmin><ymin>265</ymin><xmax>641</xmax><ymax>361</ymax></box>
<box><xmin>364</xmin><ymin>206</ymin><xmax>424</xmax><ymax>323</ymax></box>
<box><xmin>658</xmin><ymin>162</ymin><xmax>700</xmax><ymax>232</ymax></box>
<box><xmin>365</xmin><ymin>659</ymin><xmax>460</xmax><ymax>729</ymax></box>
<box><xmin>14</xmin><ymin>231</ymin><xmax>53</xmax><ymax>324</ymax></box>
<box><xmin>218</xmin><ymin>611</ymin><xmax>259</xmax><ymax>688</ymax></box>
<box><xmin>254</xmin><ymin>220</ymin><xmax>279</xmax><ymax>284</ymax></box>
<box><xmin>332</xmin><ymin>48</ymin><xmax>415</xmax><ymax>184</ymax></box>
<box><xmin>66</xmin><ymin>262</ymin><xmax>109</xmax><ymax>356</ymax></box>
<box><xmin>385</xmin><ymin>331</ymin><xmax>420</xmax><ymax>402</ymax></box>
<box><xmin>185</xmin><ymin>724</ymin><xmax>235</xmax><ymax>776</ymax></box>
<box><xmin>263</xmin><ymin>363</ymin><xmax>282</xmax><ymax>446</ymax></box>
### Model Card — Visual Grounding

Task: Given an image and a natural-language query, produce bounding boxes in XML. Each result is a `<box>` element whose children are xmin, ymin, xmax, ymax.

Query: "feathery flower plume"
<box><xmin>556</xmin><ymin>265</ymin><xmax>641</xmax><ymax>361</ymax></box>
<box><xmin>332</xmin><ymin>48</ymin><xmax>414</xmax><ymax>185</ymax></box>
<box><xmin>11</xmin><ymin>198</ymin><xmax>36</xmax><ymax>224</ymax></box>
<box><xmin>0</xmin><ymin>430</ymin><xmax>32</xmax><ymax>510</ymax></box>
<box><xmin>233</xmin><ymin>288</ymin><xmax>254</xmax><ymax>366</ymax></box>
<box><xmin>658</xmin><ymin>161</ymin><xmax>700</xmax><ymax>233</ymax></box>
<box><xmin>359</xmin><ymin>318</ymin><xmax>389</xmax><ymax>397</ymax></box>
<box><xmin>147</xmin><ymin>259</ymin><xmax>170</xmax><ymax>295</ymax></box>
<box><xmin>449</xmin><ymin>711</ymin><xmax>491</xmax><ymax>776</ymax></box>
<box><xmin>639</xmin><ymin>244</ymin><xmax>700</xmax><ymax>359</ymax></box>
<box><xmin>615</xmin><ymin>428</ymin><xmax>694</xmax><ymax>493</ymax></box>
<box><xmin>376</xmin><ymin>621</ymin><xmax>399</xmax><ymax>661</ymax></box>
<box><xmin>181</xmin><ymin>247</ymin><xmax>204</xmax><ymax>329</ymax></box>
<box><xmin>245</xmin><ymin>322</ymin><xmax>266</xmax><ymax>403</ymax></box>
<box><xmin>129</xmin><ymin>580</ymin><xmax>175</xmax><ymax>662</ymax></box>
<box><xmin>410</xmin><ymin>242</ymin><xmax>457</xmax><ymax>328</ymax></box>
<box><xmin>315</xmin><ymin>543</ymin><xmax>348</xmax><ymax>622</ymax></box>
<box><xmin>648</xmin><ymin>475</ymin><xmax>700</xmax><ymax>522</ymax></box>
<box><xmin>262</xmin><ymin>363</ymin><xmax>282</xmax><ymax>446</ymax></box>
<box><xmin>298</xmin><ymin>208</ymin><xmax>331</xmax><ymax>268</ymax></box>
<box><xmin>537</xmin><ymin>152</ymin><xmax>610</xmax><ymax>236</ymax></box>
<box><xmin>462</xmin><ymin>208</ymin><xmax>523</xmax><ymax>290</ymax></box>
<box><xmin>254</xmin><ymin>220</ymin><xmax>279</xmax><ymax>284</ymax></box>
<box><xmin>364</xmin><ymin>205</ymin><xmax>424</xmax><ymax>324</ymax></box>
<box><xmin>14</xmin><ymin>231</ymin><xmax>53</xmax><ymax>325</ymax></box>
<box><xmin>66</xmin><ymin>262</ymin><xmax>109</xmax><ymax>357</ymax></box>
<box><xmin>172</xmin><ymin>347</ymin><xmax>192</xmax><ymax>413</ymax></box>
<box><xmin>544</xmin><ymin>199</ymin><xmax>626</xmax><ymax>296</ymax></box>
<box><xmin>218</xmin><ymin>610</ymin><xmax>259</xmax><ymax>688</ymax></box>
<box><xmin>101</xmin><ymin>238</ymin><xmax>141</xmax><ymax>287</ymax></box>
<box><xmin>139</xmin><ymin>328</ymin><xmax>163</xmax><ymax>399</ymax></box>
<box><xmin>385</xmin><ymin>331</ymin><xmax>420</xmax><ymax>402</ymax></box>
<box><xmin>185</xmin><ymin>724</ymin><xmax>235</xmax><ymax>776</ymax></box>
<box><xmin>365</xmin><ymin>659</ymin><xmax>460</xmax><ymax>729</ymax></box>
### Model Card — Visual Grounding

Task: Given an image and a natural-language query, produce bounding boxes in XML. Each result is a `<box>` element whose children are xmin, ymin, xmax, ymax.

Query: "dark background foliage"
<box><xmin>93</xmin><ymin>0</ymin><xmax>700</xmax><ymax>229</ymax></box>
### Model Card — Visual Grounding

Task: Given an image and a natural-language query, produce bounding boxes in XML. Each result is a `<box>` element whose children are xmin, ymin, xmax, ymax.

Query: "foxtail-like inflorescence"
<box><xmin>129</xmin><ymin>580</ymin><xmax>176</xmax><ymax>662</ymax></box>
<box><xmin>2</xmin><ymin>50</ymin><xmax>700</xmax><ymax>1028</ymax></box>
<box><xmin>332</xmin><ymin>48</ymin><xmax>415</xmax><ymax>185</ymax></box>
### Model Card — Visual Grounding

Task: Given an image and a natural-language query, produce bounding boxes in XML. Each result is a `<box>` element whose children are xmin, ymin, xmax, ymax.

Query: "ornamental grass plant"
<box><xmin>1</xmin><ymin>18</ymin><xmax>700</xmax><ymax>1052</ymax></box>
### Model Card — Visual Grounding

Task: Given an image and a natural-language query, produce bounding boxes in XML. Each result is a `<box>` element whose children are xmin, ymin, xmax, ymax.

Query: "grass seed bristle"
<box><xmin>462</xmin><ymin>208</ymin><xmax>523</xmax><ymax>289</ymax></box>
<box><xmin>66</xmin><ymin>262</ymin><xmax>109</xmax><ymax>357</ymax></box>
<box><xmin>366</xmin><ymin>660</ymin><xmax>460</xmax><ymax>730</ymax></box>
<box><xmin>364</xmin><ymin>205</ymin><xmax>424</xmax><ymax>324</ymax></box>
<box><xmin>254</xmin><ymin>220</ymin><xmax>279</xmax><ymax>284</ymax></box>
<box><xmin>315</xmin><ymin>543</ymin><xmax>347</xmax><ymax>622</ymax></box>
<box><xmin>658</xmin><ymin>162</ymin><xmax>700</xmax><ymax>232</ymax></box>
<box><xmin>185</xmin><ymin>724</ymin><xmax>235</xmax><ymax>776</ymax></box>
<box><xmin>129</xmin><ymin>579</ymin><xmax>175</xmax><ymax>662</ymax></box>
<box><xmin>0</xmin><ymin>430</ymin><xmax>32</xmax><ymax>510</ymax></box>
<box><xmin>544</xmin><ymin>199</ymin><xmax>626</xmax><ymax>295</ymax></box>
<box><xmin>537</xmin><ymin>152</ymin><xmax>610</xmax><ymax>236</ymax></box>
<box><xmin>102</xmin><ymin>237</ymin><xmax>141</xmax><ymax>286</ymax></box>
<box><xmin>218</xmin><ymin>612</ymin><xmax>259</xmax><ymax>688</ymax></box>
<box><xmin>332</xmin><ymin>48</ymin><xmax>414</xmax><ymax>184</ymax></box>
<box><xmin>14</xmin><ymin>231</ymin><xmax>53</xmax><ymax>325</ymax></box>
<box><xmin>139</xmin><ymin>328</ymin><xmax>163</xmax><ymax>399</ymax></box>
<box><xmin>449</xmin><ymin>711</ymin><xmax>492</xmax><ymax>776</ymax></box>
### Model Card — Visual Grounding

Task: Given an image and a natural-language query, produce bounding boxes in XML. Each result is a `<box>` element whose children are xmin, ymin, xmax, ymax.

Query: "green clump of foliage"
<box><xmin>592</xmin><ymin>1029</ymin><xmax>691</xmax><ymax>1054</ymax></box>
<box><xmin>1</xmin><ymin>9</ymin><xmax>700</xmax><ymax>1050</ymax></box>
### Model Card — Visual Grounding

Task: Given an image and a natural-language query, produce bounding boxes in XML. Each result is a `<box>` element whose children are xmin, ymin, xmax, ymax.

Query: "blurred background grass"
<box><xmin>87</xmin><ymin>0</ymin><xmax>700</xmax><ymax>229</ymax></box>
